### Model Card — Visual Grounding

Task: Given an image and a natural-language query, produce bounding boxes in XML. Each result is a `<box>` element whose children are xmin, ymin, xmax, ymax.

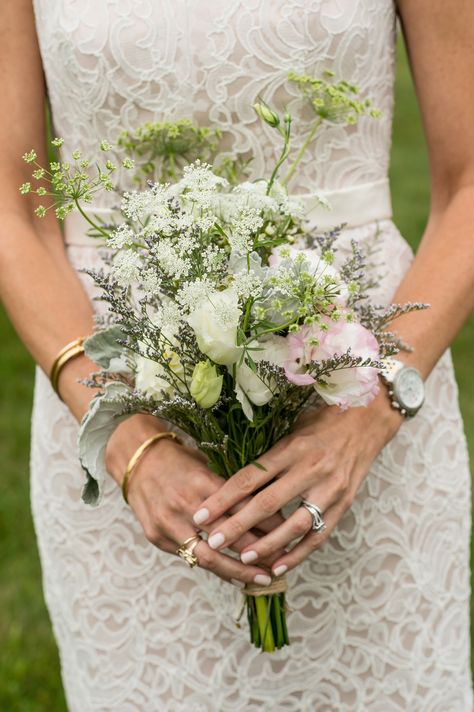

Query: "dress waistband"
<box><xmin>299</xmin><ymin>178</ymin><xmax>392</xmax><ymax>231</ymax></box>
<box><xmin>63</xmin><ymin>178</ymin><xmax>392</xmax><ymax>246</ymax></box>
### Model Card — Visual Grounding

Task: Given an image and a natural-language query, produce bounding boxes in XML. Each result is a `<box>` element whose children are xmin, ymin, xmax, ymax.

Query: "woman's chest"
<box><xmin>34</xmin><ymin>0</ymin><xmax>396</xmax><ymax>85</ymax></box>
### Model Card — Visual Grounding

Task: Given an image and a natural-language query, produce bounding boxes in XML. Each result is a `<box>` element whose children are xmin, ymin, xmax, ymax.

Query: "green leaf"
<box><xmin>245</xmin><ymin>355</ymin><xmax>258</xmax><ymax>374</ymax></box>
<box><xmin>78</xmin><ymin>382</ymin><xmax>135</xmax><ymax>506</ymax></box>
<box><xmin>250</xmin><ymin>460</ymin><xmax>268</xmax><ymax>472</ymax></box>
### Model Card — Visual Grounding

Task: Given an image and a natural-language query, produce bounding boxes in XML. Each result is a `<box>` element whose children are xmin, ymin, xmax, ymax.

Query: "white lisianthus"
<box><xmin>135</xmin><ymin>348</ymin><xmax>185</xmax><ymax>400</ymax></box>
<box><xmin>135</xmin><ymin>356</ymin><xmax>171</xmax><ymax>400</ymax></box>
<box><xmin>236</xmin><ymin>361</ymin><xmax>273</xmax><ymax>406</ymax></box>
<box><xmin>236</xmin><ymin>335</ymin><xmax>290</xmax><ymax>410</ymax></box>
<box><xmin>187</xmin><ymin>288</ymin><xmax>242</xmax><ymax>365</ymax></box>
<box><xmin>190</xmin><ymin>361</ymin><xmax>223</xmax><ymax>409</ymax></box>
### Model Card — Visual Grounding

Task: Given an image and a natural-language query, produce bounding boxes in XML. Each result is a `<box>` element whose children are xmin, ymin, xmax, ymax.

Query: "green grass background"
<box><xmin>0</xmin><ymin>41</ymin><xmax>472</xmax><ymax>709</ymax></box>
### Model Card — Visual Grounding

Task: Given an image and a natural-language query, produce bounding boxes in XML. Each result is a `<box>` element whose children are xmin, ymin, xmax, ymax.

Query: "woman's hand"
<box><xmin>105</xmin><ymin>416</ymin><xmax>286</xmax><ymax>588</ymax></box>
<box><xmin>192</xmin><ymin>390</ymin><xmax>403</xmax><ymax>577</ymax></box>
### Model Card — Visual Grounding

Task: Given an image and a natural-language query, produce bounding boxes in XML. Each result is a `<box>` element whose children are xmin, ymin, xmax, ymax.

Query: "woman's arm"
<box><xmin>1</xmin><ymin>0</ymin><xmax>283</xmax><ymax>588</ymax></box>
<box><xmin>388</xmin><ymin>0</ymin><xmax>474</xmax><ymax>377</ymax></box>
<box><xmin>0</xmin><ymin>0</ymin><xmax>98</xmax><ymax>419</ymax></box>
<box><xmin>192</xmin><ymin>0</ymin><xmax>474</xmax><ymax>573</ymax></box>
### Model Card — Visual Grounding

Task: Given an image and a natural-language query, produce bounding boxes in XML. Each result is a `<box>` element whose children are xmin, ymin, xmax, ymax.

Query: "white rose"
<box><xmin>236</xmin><ymin>335</ymin><xmax>290</xmax><ymax>407</ymax></box>
<box><xmin>187</xmin><ymin>288</ymin><xmax>242</xmax><ymax>365</ymax></box>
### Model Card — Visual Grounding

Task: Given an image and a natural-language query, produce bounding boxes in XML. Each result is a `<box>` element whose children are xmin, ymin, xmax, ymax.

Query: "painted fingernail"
<box><xmin>254</xmin><ymin>574</ymin><xmax>272</xmax><ymax>586</ymax></box>
<box><xmin>193</xmin><ymin>508</ymin><xmax>210</xmax><ymax>525</ymax></box>
<box><xmin>273</xmin><ymin>565</ymin><xmax>288</xmax><ymax>577</ymax></box>
<box><xmin>230</xmin><ymin>578</ymin><xmax>245</xmax><ymax>589</ymax></box>
<box><xmin>241</xmin><ymin>550</ymin><xmax>258</xmax><ymax>564</ymax></box>
<box><xmin>208</xmin><ymin>532</ymin><xmax>225</xmax><ymax>550</ymax></box>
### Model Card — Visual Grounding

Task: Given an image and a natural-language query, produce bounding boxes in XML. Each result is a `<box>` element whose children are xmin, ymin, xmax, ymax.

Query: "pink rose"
<box><xmin>284</xmin><ymin>319</ymin><xmax>380</xmax><ymax>409</ymax></box>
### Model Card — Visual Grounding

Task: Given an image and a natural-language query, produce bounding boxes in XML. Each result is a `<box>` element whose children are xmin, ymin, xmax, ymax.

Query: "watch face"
<box><xmin>394</xmin><ymin>368</ymin><xmax>425</xmax><ymax>412</ymax></box>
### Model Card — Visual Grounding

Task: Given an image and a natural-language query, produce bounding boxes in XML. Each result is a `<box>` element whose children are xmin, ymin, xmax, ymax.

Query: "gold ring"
<box><xmin>176</xmin><ymin>534</ymin><xmax>202</xmax><ymax>568</ymax></box>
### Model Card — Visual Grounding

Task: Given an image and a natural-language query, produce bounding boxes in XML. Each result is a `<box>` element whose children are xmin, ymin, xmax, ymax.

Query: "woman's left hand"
<box><xmin>192</xmin><ymin>389</ymin><xmax>403</xmax><ymax>577</ymax></box>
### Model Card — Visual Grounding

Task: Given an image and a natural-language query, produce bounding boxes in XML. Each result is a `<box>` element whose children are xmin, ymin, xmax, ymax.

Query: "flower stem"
<box><xmin>281</xmin><ymin>117</ymin><xmax>322</xmax><ymax>186</ymax></box>
<box><xmin>74</xmin><ymin>199</ymin><xmax>111</xmax><ymax>240</ymax></box>
<box><xmin>255</xmin><ymin>596</ymin><xmax>276</xmax><ymax>653</ymax></box>
<box><xmin>272</xmin><ymin>594</ymin><xmax>285</xmax><ymax>648</ymax></box>
<box><xmin>266</xmin><ymin>122</ymin><xmax>292</xmax><ymax>194</ymax></box>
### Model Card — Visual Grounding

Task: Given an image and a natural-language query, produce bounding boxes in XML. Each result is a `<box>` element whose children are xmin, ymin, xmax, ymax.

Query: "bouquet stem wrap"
<box><xmin>244</xmin><ymin>575</ymin><xmax>289</xmax><ymax>652</ymax></box>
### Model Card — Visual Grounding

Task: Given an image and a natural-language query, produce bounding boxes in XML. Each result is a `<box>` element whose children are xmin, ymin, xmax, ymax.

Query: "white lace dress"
<box><xmin>30</xmin><ymin>1</ymin><xmax>472</xmax><ymax>710</ymax></box>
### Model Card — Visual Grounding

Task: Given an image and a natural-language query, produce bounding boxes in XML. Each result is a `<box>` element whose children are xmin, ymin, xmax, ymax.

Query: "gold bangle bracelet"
<box><xmin>121</xmin><ymin>431</ymin><xmax>182</xmax><ymax>505</ymax></box>
<box><xmin>50</xmin><ymin>337</ymin><xmax>87</xmax><ymax>399</ymax></box>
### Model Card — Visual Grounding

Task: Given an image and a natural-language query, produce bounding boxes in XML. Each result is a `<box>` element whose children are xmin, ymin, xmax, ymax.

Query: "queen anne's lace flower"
<box><xmin>176</xmin><ymin>278</ymin><xmax>215</xmax><ymax>312</ymax></box>
<box><xmin>228</xmin><ymin>207</ymin><xmax>264</xmax><ymax>252</ymax></box>
<box><xmin>153</xmin><ymin>239</ymin><xmax>191</xmax><ymax>279</ymax></box>
<box><xmin>111</xmin><ymin>250</ymin><xmax>142</xmax><ymax>286</ymax></box>
<box><xmin>108</xmin><ymin>224</ymin><xmax>136</xmax><ymax>249</ymax></box>
<box><xmin>232</xmin><ymin>271</ymin><xmax>262</xmax><ymax>299</ymax></box>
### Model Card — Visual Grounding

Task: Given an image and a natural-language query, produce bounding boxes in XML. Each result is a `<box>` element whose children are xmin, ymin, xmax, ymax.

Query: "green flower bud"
<box><xmin>190</xmin><ymin>361</ymin><xmax>223</xmax><ymax>409</ymax></box>
<box><xmin>22</xmin><ymin>150</ymin><xmax>37</xmax><ymax>164</ymax></box>
<box><xmin>253</xmin><ymin>102</ymin><xmax>280</xmax><ymax>128</ymax></box>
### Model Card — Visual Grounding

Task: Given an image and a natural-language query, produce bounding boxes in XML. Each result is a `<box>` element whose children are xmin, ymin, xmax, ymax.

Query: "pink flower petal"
<box><xmin>284</xmin><ymin>361</ymin><xmax>316</xmax><ymax>386</ymax></box>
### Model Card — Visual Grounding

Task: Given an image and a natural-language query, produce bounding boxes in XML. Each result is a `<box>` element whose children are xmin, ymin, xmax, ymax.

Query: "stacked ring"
<box><xmin>301</xmin><ymin>500</ymin><xmax>326</xmax><ymax>533</ymax></box>
<box><xmin>176</xmin><ymin>534</ymin><xmax>202</xmax><ymax>568</ymax></box>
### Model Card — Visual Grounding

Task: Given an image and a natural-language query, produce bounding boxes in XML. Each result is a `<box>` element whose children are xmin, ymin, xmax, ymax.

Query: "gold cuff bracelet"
<box><xmin>121</xmin><ymin>431</ymin><xmax>182</xmax><ymax>504</ymax></box>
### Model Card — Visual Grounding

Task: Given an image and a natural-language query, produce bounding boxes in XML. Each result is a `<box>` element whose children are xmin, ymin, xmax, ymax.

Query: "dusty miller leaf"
<box><xmin>78</xmin><ymin>382</ymin><xmax>135</xmax><ymax>506</ymax></box>
<box><xmin>84</xmin><ymin>326</ymin><xmax>131</xmax><ymax>373</ymax></box>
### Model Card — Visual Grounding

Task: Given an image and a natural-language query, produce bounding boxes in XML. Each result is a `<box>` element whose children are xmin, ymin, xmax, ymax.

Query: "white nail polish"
<box><xmin>254</xmin><ymin>574</ymin><xmax>272</xmax><ymax>586</ymax></box>
<box><xmin>208</xmin><ymin>532</ymin><xmax>225</xmax><ymax>550</ymax></box>
<box><xmin>241</xmin><ymin>550</ymin><xmax>258</xmax><ymax>564</ymax></box>
<box><xmin>273</xmin><ymin>565</ymin><xmax>288</xmax><ymax>577</ymax></box>
<box><xmin>230</xmin><ymin>578</ymin><xmax>245</xmax><ymax>589</ymax></box>
<box><xmin>193</xmin><ymin>508</ymin><xmax>210</xmax><ymax>525</ymax></box>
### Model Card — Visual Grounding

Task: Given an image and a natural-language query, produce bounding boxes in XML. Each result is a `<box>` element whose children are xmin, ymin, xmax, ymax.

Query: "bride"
<box><xmin>1</xmin><ymin>0</ymin><xmax>472</xmax><ymax>709</ymax></box>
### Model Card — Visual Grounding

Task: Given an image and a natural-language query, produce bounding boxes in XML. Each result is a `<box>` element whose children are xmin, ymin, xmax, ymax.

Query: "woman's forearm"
<box><xmin>0</xmin><ymin>211</ymin><xmax>168</xmax><ymax>466</ymax></box>
<box><xmin>0</xmin><ymin>211</ymin><xmax>99</xmax><ymax>419</ymax></box>
<box><xmin>386</xmin><ymin>183</ymin><xmax>474</xmax><ymax>378</ymax></box>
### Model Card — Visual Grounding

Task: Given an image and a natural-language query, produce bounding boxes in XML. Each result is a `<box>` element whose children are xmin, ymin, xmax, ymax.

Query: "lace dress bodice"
<box><xmin>33</xmin><ymin>0</ymin><xmax>396</xmax><ymax>201</ymax></box>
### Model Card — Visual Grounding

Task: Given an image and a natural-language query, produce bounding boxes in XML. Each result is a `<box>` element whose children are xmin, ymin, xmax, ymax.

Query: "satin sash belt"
<box><xmin>63</xmin><ymin>178</ymin><xmax>392</xmax><ymax>246</ymax></box>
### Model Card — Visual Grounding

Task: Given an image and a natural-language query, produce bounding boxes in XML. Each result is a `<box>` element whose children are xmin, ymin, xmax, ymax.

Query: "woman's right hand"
<box><xmin>105</xmin><ymin>416</ymin><xmax>284</xmax><ymax>588</ymax></box>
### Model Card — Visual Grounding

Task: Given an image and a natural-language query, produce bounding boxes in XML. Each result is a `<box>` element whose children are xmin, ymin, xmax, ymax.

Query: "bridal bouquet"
<box><xmin>22</xmin><ymin>73</ymin><xmax>424</xmax><ymax>652</ymax></box>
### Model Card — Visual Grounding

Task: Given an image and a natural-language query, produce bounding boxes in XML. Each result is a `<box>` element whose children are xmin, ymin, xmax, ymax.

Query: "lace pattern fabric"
<box><xmin>30</xmin><ymin>1</ymin><xmax>472</xmax><ymax>709</ymax></box>
<box><xmin>33</xmin><ymin>0</ymin><xmax>396</xmax><ymax>201</ymax></box>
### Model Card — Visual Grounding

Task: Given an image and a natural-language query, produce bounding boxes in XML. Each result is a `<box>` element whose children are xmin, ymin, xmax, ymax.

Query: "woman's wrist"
<box><xmin>367</xmin><ymin>380</ymin><xmax>405</xmax><ymax>442</ymax></box>
<box><xmin>53</xmin><ymin>346</ymin><xmax>174</xmax><ymax>486</ymax></box>
<box><xmin>55</xmin><ymin>351</ymin><xmax>100</xmax><ymax>420</ymax></box>
<box><xmin>104</xmin><ymin>414</ymin><xmax>172</xmax><ymax>486</ymax></box>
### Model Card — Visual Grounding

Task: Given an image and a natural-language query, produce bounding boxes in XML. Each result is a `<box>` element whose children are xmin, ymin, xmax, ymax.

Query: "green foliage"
<box><xmin>289</xmin><ymin>70</ymin><xmax>380</xmax><ymax>124</ymax></box>
<box><xmin>117</xmin><ymin>118</ymin><xmax>222</xmax><ymax>183</ymax></box>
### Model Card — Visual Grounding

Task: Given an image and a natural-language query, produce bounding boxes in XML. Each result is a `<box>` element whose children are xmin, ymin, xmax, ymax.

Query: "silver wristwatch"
<box><xmin>380</xmin><ymin>359</ymin><xmax>425</xmax><ymax>418</ymax></box>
